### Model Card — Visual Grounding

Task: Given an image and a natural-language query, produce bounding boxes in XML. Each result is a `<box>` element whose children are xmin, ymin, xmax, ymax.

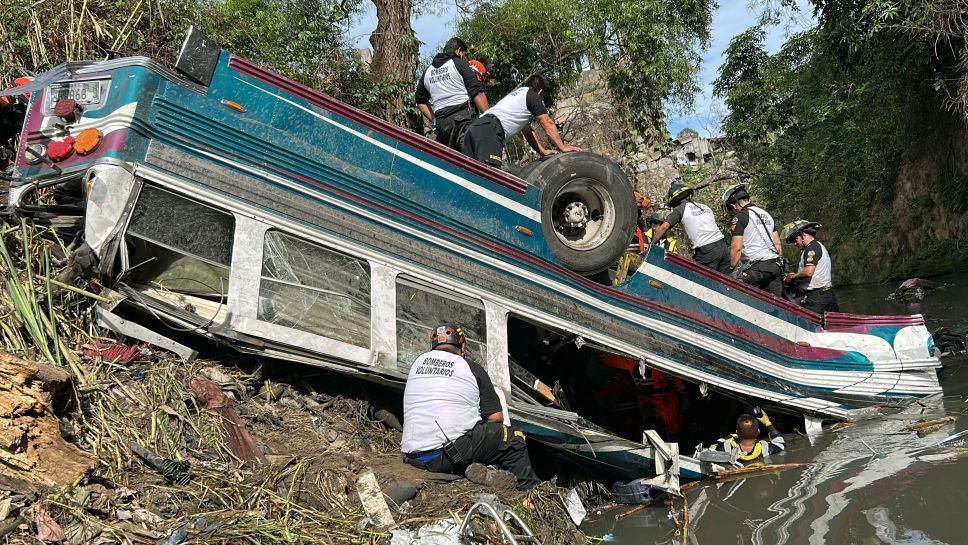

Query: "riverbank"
<box><xmin>0</xmin><ymin>221</ymin><xmax>597</xmax><ymax>544</ymax></box>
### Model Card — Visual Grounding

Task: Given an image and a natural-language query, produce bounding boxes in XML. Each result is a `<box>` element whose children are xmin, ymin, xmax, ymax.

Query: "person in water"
<box><xmin>709</xmin><ymin>408</ymin><xmax>785</xmax><ymax>467</ymax></box>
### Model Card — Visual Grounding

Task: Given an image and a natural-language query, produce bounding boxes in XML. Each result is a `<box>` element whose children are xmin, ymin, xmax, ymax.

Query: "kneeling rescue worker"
<box><xmin>401</xmin><ymin>323</ymin><xmax>540</xmax><ymax>490</ymax></box>
<box><xmin>710</xmin><ymin>408</ymin><xmax>785</xmax><ymax>467</ymax></box>
<box><xmin>780</xmin><ymin>220</ymin><xmax>840</xmax><ymax>314</ymax></box>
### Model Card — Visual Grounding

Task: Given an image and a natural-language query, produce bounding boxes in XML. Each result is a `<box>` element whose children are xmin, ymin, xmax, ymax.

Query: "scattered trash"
<box><xmin>33</xmin><ymin>505</ymin><xmax>65</xmax><ymax>543</ymax></box>
<box><xmin>188</xmin><ymin>376</ymin><xmax>266</xmax><ymax>463</ymax></box>
<box><xmin>128</xmin><ymin>441</ymin><xmax>191</xmax><ymax>485</ymax></box>
<box><xmin>610</xmin><ymin>478</ymin><xmax>655</xmax><ymax>505</ymax></box>
<box><xmin>80</xmin><ymin>343</ymin><xmax>140</xmax><ymax>364</ymax></box>
<box><xmin>890</xmin><ymin>278</ymin><xmax>937</xmax><ymax>301</ymax></box>
<box><xmin>390</xmin><ymin>519</ymin><xmax>462</xmax><ymax>545</ymax></box>
<box><xmin>562</xmin><ymin>488</ymin><xmax>587</xmax><ymax>526</ymax></box>
<box><xmin>356</xmin><ymin>469</ymin><xmax>395</xmax><ymax>529</ymax></box>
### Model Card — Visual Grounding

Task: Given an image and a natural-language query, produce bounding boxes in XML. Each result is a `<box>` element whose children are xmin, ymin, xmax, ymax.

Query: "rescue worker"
<box><xmin>651</xmin><ymin>183</ymin><xmax>731</xmax><ymax>273</ymax></box>
<box><xmin>780</xmin><ymin>220</ymin><xmax>840</xmax><ymax>314</ymax></box>
<box><xmin>415</xmin><ymin>38</ymin><xmax>489</xmax><ymax>150</ymax></box>
<box><xmin>722</xmin><ymin>183</ymin><xmax>785</xmax><ymax>296</ymax></box>
<box><xmin>709</xmin><ymin>408</ymin><xmax>785</xmax><ymax>467</ymax></box>
<box><xmin>627</xmin><ymin>192</ymin><xmax>651</xmax><ymax>254</ymax></box>
<box><xmin>462</xmin><ymin>74</ymin><xmax>580</xmax><ymax>167</ymax></box>
<box><xmin>401</xmin><ymin>323</ymin><xmax>540</xmax><ymax>490</ymax></box>
<box><xmin>644</xmin><ymin>207</ymin><xmax>678</xmax><ymax>252</ymax></box>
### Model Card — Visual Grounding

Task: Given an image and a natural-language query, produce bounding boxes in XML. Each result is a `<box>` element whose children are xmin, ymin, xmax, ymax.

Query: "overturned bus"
<box><xmin>1</xmin><ymin>29</ymin><xmax>941</xmax><ymax>491</ymax></box>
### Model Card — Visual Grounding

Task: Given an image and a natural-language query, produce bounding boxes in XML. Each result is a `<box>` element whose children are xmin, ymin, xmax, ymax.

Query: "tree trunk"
<box><xmin>368</xmin><ymin>0</ymin><xmax>420</xmax><ymax>131</ymax></box>
<box><xmin>0</xmin><ymin>351</ymin><xmax>95</xmax><ymax>493</ymax></box>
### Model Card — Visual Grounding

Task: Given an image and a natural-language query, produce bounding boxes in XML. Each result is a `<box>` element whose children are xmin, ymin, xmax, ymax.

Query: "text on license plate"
<box><xmin>48</xmin><ymin>81</ymin><xmax>101</xmax><ymax>108</ymax></box>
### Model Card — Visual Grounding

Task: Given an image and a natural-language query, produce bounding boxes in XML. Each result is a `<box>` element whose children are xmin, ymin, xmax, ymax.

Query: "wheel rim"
<box><xmin>550</xmin><ymin>178</ymin><xmax>616</xmax><ymax>251</ymax></box>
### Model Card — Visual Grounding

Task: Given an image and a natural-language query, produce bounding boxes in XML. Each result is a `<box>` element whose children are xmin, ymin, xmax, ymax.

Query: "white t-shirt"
<box><xmin>798</xmin><ymin>240</ymin><xmax>833</xmax><ymax>290</ymax></box>
<box><xmin>666</xmin><ymin>201</ymin><xmax>724</xmax><ymax>248</ymax></box>
<box><xmin>485</xmin><ymin>87</ymin><xmax>548</xmax><ymax>138</ymax></box>
<box><xmin>730</xmin><ymin>205</ymin><xmax>779</xmax><ymax>262</ymax></box>
<box><xmin>401</xmin><ymin>349</ymin><xmax>502</xmax><ymax>453</ymax></box>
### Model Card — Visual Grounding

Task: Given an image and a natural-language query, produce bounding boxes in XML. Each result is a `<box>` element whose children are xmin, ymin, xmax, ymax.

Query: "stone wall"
<box><xmin>552</xmin><ymin>70</ymin><xmax>734</xmax><ymax>203</ymax></box>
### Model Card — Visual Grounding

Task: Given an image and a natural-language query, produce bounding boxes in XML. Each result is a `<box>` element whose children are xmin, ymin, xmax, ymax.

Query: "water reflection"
<box><xmin>585</xmin><ymin>272</ymin><xmax>968</xmax><ymax>545</ymax></box>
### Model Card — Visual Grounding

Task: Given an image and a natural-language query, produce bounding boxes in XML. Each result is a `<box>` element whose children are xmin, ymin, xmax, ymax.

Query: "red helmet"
<box><xmin>430</xmin><ymin>323</ymin><xmax>466</xmax><ymax>349</ymax></box>
<box><xmin>468</xmin><ymin>60</ymin><xmax>486</xmax><ymax>82</ymax></box>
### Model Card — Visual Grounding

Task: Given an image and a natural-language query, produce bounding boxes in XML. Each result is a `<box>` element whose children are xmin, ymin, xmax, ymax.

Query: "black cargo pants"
<box><xmin>741</xmin><ymin>259</ymin><xmax>784</xmax><ymax>296</ymax></box>
<box><xmin>405</xmin><ymin>421</ymin><xmax>540</xmax><ymax>490</ymax></box>
<box><xmin>693</xmin><ymin>239</ymin><xmax>732</xmax><ymax>274</ymax></box>
<box><xmin>433</xmin><ymin>103</ymin><xmax>476</xmax><ymax>151</ymax></box>
<box><xmin>800</xmin><ymin>288</ymin><xmax>839</xmax><ymax>314</ymax></box>
<box><xmin>461</xmin><ymin>114</ymin><xmax>505</xmax><ymax>167</ymax></box>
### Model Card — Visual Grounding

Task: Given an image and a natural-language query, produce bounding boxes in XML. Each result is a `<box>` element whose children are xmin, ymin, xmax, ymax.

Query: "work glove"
<box><xmin>753</xmin><ymin>406</ymin><xmax>772</xmax><ymax>427</ymax></box>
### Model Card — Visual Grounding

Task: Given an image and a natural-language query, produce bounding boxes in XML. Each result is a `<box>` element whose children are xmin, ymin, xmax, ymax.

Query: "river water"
<box><xmin>586</xmin><ymin>272</ymin><xmax>968</xmax><ymax>545</ymax></box>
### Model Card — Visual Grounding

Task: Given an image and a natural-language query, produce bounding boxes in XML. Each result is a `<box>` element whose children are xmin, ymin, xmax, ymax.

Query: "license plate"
<box><xmin>47</xmin><ymin>81</ymin><xmax>102</xmax><ymax>108</ymax></box>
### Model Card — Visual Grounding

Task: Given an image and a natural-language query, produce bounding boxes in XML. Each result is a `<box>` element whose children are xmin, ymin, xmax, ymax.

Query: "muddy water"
<box><xmin>585</xmin><ymin>272</ymin><xmax>968</xmax><ymax>545</ymax></box>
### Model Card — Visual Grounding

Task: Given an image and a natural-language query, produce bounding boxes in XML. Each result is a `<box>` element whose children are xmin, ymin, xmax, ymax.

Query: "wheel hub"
<box><xmin>563</xmin><ymin>201</ymin><xmax>588</xmax><ymax>229</ymax></box>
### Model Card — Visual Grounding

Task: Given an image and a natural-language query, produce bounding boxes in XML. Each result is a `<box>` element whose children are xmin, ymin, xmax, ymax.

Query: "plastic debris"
<box><xmin>356</xmin><ymin>469</ymin><xmax>395</xmax><ymax>529</ymax></box>
<box><xmin>33</xmin><ymin>505</ymin><xmax>65</xmax><ymax>543</ymax></box>
<box><xmin>80</xmin><ymin>343</ymin><xmax>140</xmax><ymax>365</ymax></box>
<box><xmin>389</xmin><ymin>519</ymin><xmax>461</xmax><ymax>545</ymax></box>
<box><xmin>562</xmin><ymin>487</ymin><xmax>587</xmax><ymax>526</ymax></box>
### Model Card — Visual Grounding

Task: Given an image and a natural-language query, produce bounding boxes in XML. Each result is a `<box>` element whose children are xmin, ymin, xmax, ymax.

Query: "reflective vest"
<box><xmin>713</xmin><ymin>434</ymin><xmax>773</xmax><ymax>467</ymax></box>
<box><xmin>632</xmin><ymin>228</ymin><xmax>678</xmax><ymax>253</ymax></box>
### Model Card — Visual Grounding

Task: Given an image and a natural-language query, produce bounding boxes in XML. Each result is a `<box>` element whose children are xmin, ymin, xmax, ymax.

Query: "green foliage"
<box><xmin>715</xmin><ymin>0</ymin><xmax>968</xmax><ymax>282</ymax></box>
<box><xmin>0</xmin><ymin>0</ymin><xmax>396</xmax><ymax>115</ymax></box>
<box><xmin>458</xmin><ymin>0</ymin><xmax>715</xmax><ymax>142</ymax></box>
<box><xmin>677</xmin><ymin>127</ymin><xmax>700</xmax><ymax>139</ymax></box>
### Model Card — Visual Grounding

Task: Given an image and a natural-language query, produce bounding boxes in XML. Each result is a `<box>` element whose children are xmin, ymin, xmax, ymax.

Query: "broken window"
<box><xmin>125</xmin><ymin>185</ymin><xmax>232</xmax><ymax>301</ymax></box>
<box><xmin>258</xmin><ymin>231</ymin><xmax>371</xmax><ymax>348</ymax></box>
<box><xmin>395</xmin><ymin>278</ymin><xmax>486</xmax><ymax>370</ymax></box>
<box><xmin>128</xmin><ymin>185</ymin><xmax>234</xmax><ymax>266</ymax></box>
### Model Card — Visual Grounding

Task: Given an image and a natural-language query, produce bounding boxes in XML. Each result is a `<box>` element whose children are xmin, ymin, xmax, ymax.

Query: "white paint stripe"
<box><xmin>234</xmin><ymin>78</ymin><xmax>542</xmax><ymax>223</ymax></box>
<box><xmin>38</xmin><ymin>102</ymin><xmax>138</xmax><ymax>138</ymax></box>
<box><xmin>135</xmin><ymin>160</ymin><xmax>939</xmax><ymax>402</ymax></box>
<box><xmin>638</xmin><ymin>262</ymin><xmax>931</xmax><ymax>364</ymax></box>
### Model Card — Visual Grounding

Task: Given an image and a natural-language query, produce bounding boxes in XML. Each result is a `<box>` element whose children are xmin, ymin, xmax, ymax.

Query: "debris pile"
<box><xmin>0</xmin><ymin>220</ymin><xmax>596</xmax><ymax>543</ymax></box>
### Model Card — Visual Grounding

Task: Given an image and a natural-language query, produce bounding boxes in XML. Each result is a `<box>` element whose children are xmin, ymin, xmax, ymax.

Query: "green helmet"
<box><xmin>780</xmin><ymin>220</ymin><xmax>822</xmax><ymax>244</ymax></box>
<box><xmin>650</xmin><ymin>206</ymin><xmax>673</xmax><ymax>224</ymax></box>
<box><xmin>667</xmin><ymin>183</ymin><xmax>692</xmax><ymax>207</ymax></box>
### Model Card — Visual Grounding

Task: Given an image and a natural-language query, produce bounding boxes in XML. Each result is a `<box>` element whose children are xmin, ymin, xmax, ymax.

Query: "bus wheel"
<box><xmin>523</xmin><ymin>152</ymin><xmax>636</xmax><ymax>275</ymax></box>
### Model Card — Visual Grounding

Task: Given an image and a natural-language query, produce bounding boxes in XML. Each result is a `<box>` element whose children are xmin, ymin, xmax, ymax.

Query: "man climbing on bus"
<box><xmin>780</xmin><ymin>220</ymin><xmax>840</xmax><ymax>314</ymax></box>
<box><xmin>401</xmin><ymin>323</ymin><xmax>541</xmax><ymax>490</ymax></box>
<box><xmin>462</xmin><ymin>74</ymin><xmax>580</xmax><ymax>167</ymax></box>
<box><xmin>415</xmin><ymin>37</ymin><xmax>490</xmax><ymax>151</ymax></box>
<box><xmin>651</xmin><ymin>183</ymin><xmax>731</xmax><ymax>273</ymax></box>
<box><xmin>709</xmin><ymin>408</ymin><xmax>785</xmax><ymax>467</ymax></box>
<box><xmin>723</xmin><ymin>183</ymin><xmax>785</xmax><ymax>296</ymax></box>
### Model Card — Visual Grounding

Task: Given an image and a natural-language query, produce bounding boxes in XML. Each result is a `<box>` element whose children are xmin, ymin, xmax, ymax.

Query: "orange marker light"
<box><xmin>649</xmin><ymin>280</ymin><xmax>663</xmax><ymax>289</ymax></box>
<box><xmin>516</xmin><ymin>225</ymin><xmax>533</xmax><ymax>236</ymax></box>
<box><xmin>220</xmin><ymin>99</ymin><xmax>246</xmax><ymax>112</ymax></box>
<box><xmin>74</xmin><ymin>127</ymin><xmax>102</xmax><ymax>155</ymax></box>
